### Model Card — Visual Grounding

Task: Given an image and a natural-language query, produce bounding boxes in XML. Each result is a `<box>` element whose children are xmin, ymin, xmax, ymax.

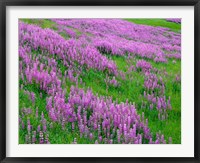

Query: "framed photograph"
<box><xmin>1</xmin><ymin>0</ymin><xmax>200</xmax><ymax>162</ymax></box>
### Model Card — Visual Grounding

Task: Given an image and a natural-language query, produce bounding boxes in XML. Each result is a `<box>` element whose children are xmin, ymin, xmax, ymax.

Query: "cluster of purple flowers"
<box><xmin>57</xmin><ymin>25</ymin><xmax>77</xmax><ymax>38</ymax></box>
<box><xmin>136</xmin><ymin>60</ymin><xmax>152</xmax><ymax>72</ymax></box>
<box><xmin>19</xmin><ymin>46</ymin><xmax>168</xmax><ymax>143</ymax></box>
<box><xmin>19</xmin><ymin>107</ymin><xmax>50</xmax><ymax>144</ymax></box>
<box><xmin>19</xmin><ymin>22</ymin><xmax>118</xmax><ymax>75</ymax></box>
<box><xmin>19</xmin><ymin>18</ymin><xmax>181</xmax><ymax>144</ymax></box>
<box><xmin>143</xmin><ymin>71</ymin><xmax>172</xmax><ymax>120</ymax></box>
<box><xmin>61</xmin><ymin>85</ymin><xmax>166</xmax><ymax>144</ymax></box>
<box><xmin>51</xmin><ymin>19</ymin><xmax>181</xmax><ymax>62</ymax></box>
<box><xmin>165</xmin><ymin>18</ymin><xmax>181</xmax><ymax>24</ymax></box>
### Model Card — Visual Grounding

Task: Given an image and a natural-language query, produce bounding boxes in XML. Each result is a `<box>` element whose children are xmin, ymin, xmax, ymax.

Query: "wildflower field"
<box><xmin>19</xmin><ymin>18</ymin><xmax>181</xmax><ymax>144</ymax></box>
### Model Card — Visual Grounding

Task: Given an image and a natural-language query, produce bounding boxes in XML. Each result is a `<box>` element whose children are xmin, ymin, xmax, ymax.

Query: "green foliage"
<box><xmin>125</xmin><ymin>18</ymin><xmax>181</xmax><ymax>33</ymax></box>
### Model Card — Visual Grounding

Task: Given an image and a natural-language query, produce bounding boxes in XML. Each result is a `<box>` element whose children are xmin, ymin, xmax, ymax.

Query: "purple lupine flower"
<box><xmin>89</xmin><ymin>133</ymin><xmax>93</xmax><ymax>140</ymax></box>
<box><xmin>72</xmin><ymin>122</ymin><xmax>75</xmax><ymax>130</ymax></box>
<box><xmin>166</xmin><ymin>18</ymin><xmax>181</xmax><ymax>24</ymax></box>
<box><xmin>37</xmin><ymin>125</ymin><xmax>41</xmax><ymax>132</ymax></box>
<box><xmin>157</xmin><ymin>98</ymin><xmax>162</xmax><ymax>110</ymax></box>
<box><xmin>43</xmin><ymin>125</ymin><xmax>47</xmax><ymax>132</ymax></box>
<box><xmin>39</xmin><ymin>131</ymin><xmax>44</xmax><ymax>144</ymax></box>
<box><xmin>32</xmin><ymin>135</ymin><xmax>36</xmax><ymax>144</ymax></box>
<box><xmin>149</xmin><ymin>138</ymin><xmax>153</xmax><ymax>144</ymax></box>
<box><xmin>144</xmin><ymin>91</ymin><xmax>146</xmax><ymax>98</ymax></box>
<box><xmin>99</xmin><ymin>136</ymin><xmax>102</xmax><ymax>143</ymax></box>
<box><xmin>167</xmin><ymin>97</ymin><xmax>172</xmax><ymax>110</ymax></box>
<box><xmin>136</xmin><ymin>60</ymin><xmax>152</xmax><ymax>72</ymax></box>
<box><xmin>150</xmin><ymin>103</ymin><xmax>153</xmax><ymax>110</ymax></box>
<box><xmin>27</xmin><ymin>124</ymin><xmax>31</xmax><ymax>133</ymax></box>
<box><xmin>41</xmin><ymin>112</ymin><xmax>44</xmax><ymax>120</ymax></box>
<box><xmin>31</xmin><ymin>92</ymin><xmax>35</xmax><ymax>103</ymax></box>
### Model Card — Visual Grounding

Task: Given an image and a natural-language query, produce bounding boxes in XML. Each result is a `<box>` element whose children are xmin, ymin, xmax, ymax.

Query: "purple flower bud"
<box><xmin>144</xmin><ymin>91</ymin><xmax>146</xmax><ymax>98</ymax></box>
<box><xmin>27</xmin><ymin>118</ymin><xmax>30</xmax><ymax>126</ymax></box>
<box><xmin>41</xmin><ymin>112</ymin><xmax>44</xmax><ymax>120</ymax></box>
<box><xmin>32</xmin><ymin>135</ymin><xmax>36</xmax><ymax>143</ymax></box>
<box><xmin>150</xmin><ymin>104</ymin><xmax>153</xmax><ymax>110</ymax></box>
<box><xmin>89</xmin><ymin>133</ymin><xmax>93</xmax><ymax>140</ymax></box>
<box><xmin>37</xmin><ymin>125</ymin><xmax>41</xmax><ymax>132</ymax></box>
<box><xmin>149</xmin><ymin>138</ymin><xmax>153</xmax><ymax>144</ymax></box>
<box><xmin>27</xmin><ymin>125</ymin><xmax>31</xmax><ymax>132</ymax></box>
<box><xmin>31</xmin><ymin>92</ymin><xmax>35</xmax><ymax>103</ymax></box>
<box><xmin>40</xmin><ymin>138</ymin><xmax>44</xmax><ymax>144</ymax></box>
<box><xmin>72</xmin><ymin>122</ymin><xmax>75</xmax><ymax>130</ymax></box>
<box><xmin>99</xmin><ymin>136</ymin><xmax>102</xmax><ymax>142</ymax></box>
<box><xmin>43</xmin><ymin>125</ymin><xmax>47</xmax><ymax>132</ymax></box>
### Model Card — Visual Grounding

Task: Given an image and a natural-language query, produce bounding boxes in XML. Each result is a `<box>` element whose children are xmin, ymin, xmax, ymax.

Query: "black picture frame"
<box><xmin>1</xmin><ymin>0</ymin><xmax>200</xmax><ymax>162</ymax></box>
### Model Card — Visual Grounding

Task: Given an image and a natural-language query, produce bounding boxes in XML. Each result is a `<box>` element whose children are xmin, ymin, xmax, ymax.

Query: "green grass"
<box><xmin>125</xmin><ymin>18</ymin><xmax>181</xmax><ymax>33</ymax></box>
<box><xmin>19</xmin><ymin>18</ymin><xmax>181</xmax><ymax>144</ymax></box>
